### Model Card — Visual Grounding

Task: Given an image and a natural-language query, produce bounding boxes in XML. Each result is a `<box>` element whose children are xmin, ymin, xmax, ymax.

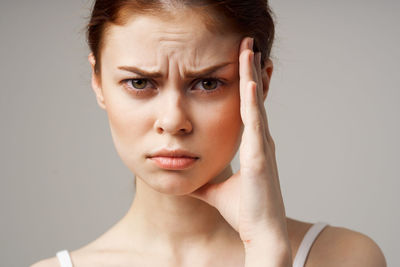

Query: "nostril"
<box><xmin>154</xmin><ymin>119</ymin><xmax>192</xmax><ymax>135</ymax></box>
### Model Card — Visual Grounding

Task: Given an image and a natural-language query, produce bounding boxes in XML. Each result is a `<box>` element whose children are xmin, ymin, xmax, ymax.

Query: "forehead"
<box><xmin>101</xmin><ymin>10</ymin><xmax>241</xmax><ymax>69</ymax></box>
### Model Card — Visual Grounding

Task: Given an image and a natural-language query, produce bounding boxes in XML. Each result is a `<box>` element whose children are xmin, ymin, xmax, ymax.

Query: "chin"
<box><xmin>133</xmin><ymin>158</ymin><xmax>233</xmax><ymax>196</ymax></box>
<box><xmin>155</xmin><ymin>181</ymin><xmax>195</xmax><ymax>196</ymax></box>
<box><xmin>138</xmin><ymin>171</ymin><xmax>205</xmax><ymax>196</ymax></box>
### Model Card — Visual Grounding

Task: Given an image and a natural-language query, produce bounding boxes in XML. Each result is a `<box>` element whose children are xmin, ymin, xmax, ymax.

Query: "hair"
<box><xmin>85</xmin><ymin>0</ymin><xmax>276</xmax><ymax>75</ymax></box>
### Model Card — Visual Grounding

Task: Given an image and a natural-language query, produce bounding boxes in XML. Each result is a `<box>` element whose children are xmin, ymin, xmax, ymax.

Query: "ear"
<box><xmin>261</xmin><ymin>58</ymin><xmax>273</xmax><ymax>102</ymax></box>
<box><xmin>88</xmin><ymin>53</ymin><xmax>106</xmax><ymax>110</ymax></box>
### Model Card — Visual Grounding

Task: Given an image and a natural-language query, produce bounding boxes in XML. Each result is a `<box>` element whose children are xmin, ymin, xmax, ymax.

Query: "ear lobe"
<box><xmin>88</xmin><ymin>53</ymin><xmax>106</xmax><ymax>110</ymax></box>
<box><xmin>261</xmin><ymin>58</ymin><xmax>274</xmax><ymax>102</ymax></box>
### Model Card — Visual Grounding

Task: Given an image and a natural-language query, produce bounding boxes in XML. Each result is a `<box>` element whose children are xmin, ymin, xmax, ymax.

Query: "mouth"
<box><xmin>148</xmin><ymin>156</ymin><xmax>198</xmax><ymax>170</ymax></box>
<box><xmin>147</xmin><ymin>148</ymin><xmax>200</xmax><ymax>170</ymax></box>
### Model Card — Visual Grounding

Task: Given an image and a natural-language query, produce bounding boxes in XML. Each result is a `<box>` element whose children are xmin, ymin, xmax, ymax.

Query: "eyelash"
<box><xmin>121</xmin><ymin>77</ymin><xmax>226</xmax><ymax>96</ymax></box>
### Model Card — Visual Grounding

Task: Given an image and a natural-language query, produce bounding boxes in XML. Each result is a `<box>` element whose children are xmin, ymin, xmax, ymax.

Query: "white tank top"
<box><xmin>56</xmin><ymin>222</ymin><xmax>328</xmax><ymax>267</ymax></box>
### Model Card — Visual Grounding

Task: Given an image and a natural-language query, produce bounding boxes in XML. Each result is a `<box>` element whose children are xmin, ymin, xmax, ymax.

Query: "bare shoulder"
<box><xmin>30</xmin><ymin>256</ymin><xmax>59</xmax><ymax>267</ymax></box>
<box><xmin>307</xmin><ymin>224</ymin><xmax>387</xmax><ymax>267</ymax></box>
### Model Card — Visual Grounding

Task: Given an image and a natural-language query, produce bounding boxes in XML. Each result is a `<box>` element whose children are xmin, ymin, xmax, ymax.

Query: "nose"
<box><xmin>154</xmin><ymin>90</ymin><xmax>193</xmax><ymax>135</ymax></box>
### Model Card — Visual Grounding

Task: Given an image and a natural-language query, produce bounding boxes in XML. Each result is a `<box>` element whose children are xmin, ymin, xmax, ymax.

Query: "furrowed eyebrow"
<box><xmin>117</xmin><ymin>61</ymin><xmax>234</xmax><ymax>79</ymax></box>
<box><xmin>117</xmin><ymin>66</ymin><xmax>163</xmax><ymax>78</ymax></box>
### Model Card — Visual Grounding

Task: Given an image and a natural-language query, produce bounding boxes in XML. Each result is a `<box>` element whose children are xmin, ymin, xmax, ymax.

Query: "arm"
<box><xmin>189</xmin><ymin>36</ymin><xmax>291</xmax><ymax>266</ymax></box>
<box><xmin>243</xmin><ymin>229</ymin><xmax>292</xmax><ymax>267</ymax></box>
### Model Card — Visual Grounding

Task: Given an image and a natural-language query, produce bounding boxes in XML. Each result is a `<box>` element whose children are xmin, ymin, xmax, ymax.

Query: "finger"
<box><xmin>253</xmin><ymin>52</ymin><xmax>268</xmax><ymax>142</ymax></box>
<box><xmin>240</xmin><ymin>81</ymin><xmax>267</xmax><ymax>159</ymax></box>
<box><xmin>254</xmin><ymin>53</ymin><xmax>264</xmax><ymax>112</ymax></box>
<box><xmin>239</xmin><ymin>38</ymin><xmax>257</xmax><ymax>93</ymax></box>
<box><xmin>239</xmin><ymin>38</ymin><xmax>268</xmax><ymax>157</ymax></box>
<box><xmin>253</xmin><ymin>52</ymin><xmax>262</xmax><ymax>101</ymax></box>
<box><xmin>254</xmin><ymin>53</ymin><xmax>275</xmax><ymax>151</ymax></box>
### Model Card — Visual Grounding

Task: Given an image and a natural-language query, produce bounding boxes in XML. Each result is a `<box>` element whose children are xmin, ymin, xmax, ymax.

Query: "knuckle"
<box><xmin>251</xmin><ymin>118</ymin><xmax>264</xmax><ymax>133</ymax></box>
<box><xmin>252</xmin><ymin>158</ymin><xmax>268</xmax><ymax>174</ymax></box>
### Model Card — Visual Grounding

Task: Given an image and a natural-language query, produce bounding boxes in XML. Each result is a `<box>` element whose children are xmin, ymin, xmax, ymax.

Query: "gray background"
<box><xmin>1</xmin><ymin>1</ymin><xmax>398</xmax><ymax>266</ymax></box>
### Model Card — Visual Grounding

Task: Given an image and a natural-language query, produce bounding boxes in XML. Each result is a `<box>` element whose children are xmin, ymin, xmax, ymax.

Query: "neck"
<box><xmin>118</xmin><ymin>165</ymin><xmax>241</xmax><ymax>255</ymax></box>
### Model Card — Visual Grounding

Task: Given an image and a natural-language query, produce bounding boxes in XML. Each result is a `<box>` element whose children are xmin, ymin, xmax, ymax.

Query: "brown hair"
<box><xmin>85</xmin><ymin>0</ymin><xmax>275</xmax><ymax>74</ymax></box>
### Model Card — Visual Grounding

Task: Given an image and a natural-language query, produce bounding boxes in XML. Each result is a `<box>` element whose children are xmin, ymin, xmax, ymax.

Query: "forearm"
<box><xmin>243</xmin><ymin>233</ymin><xmax>292</xmax><ymax>267</ymax></box>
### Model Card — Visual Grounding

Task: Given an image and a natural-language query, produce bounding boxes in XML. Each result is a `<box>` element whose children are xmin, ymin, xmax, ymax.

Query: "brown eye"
<box><xmin>201</xmin><ymin>79</ymin><xmax>218</xmax><ymax>90</ymax></box>
<box><xmin>130</xmin><ymin>79</ymin><xmax>148</xmax><ymax>89</ymax></box>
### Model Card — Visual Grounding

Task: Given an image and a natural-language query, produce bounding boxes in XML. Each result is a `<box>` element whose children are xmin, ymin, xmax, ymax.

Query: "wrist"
<box><xmin>245</xmin><ymin>249</ymin><xmax>292</xmax><ymax>267</ymax></box>
<box><xmin>243</xmin><ymin>231</ymin><xmax>292</xmax><ymax>267</ymax></box>
<box><xmin>244</xmin><ymin>243</ymin><xmax>292</xmax><ymax>267</ymax></box>
<box><xmin>244</xmin><ymin>237</ymin><xmax>291</xmax><ymax>258</ymax></box>
<box><xmin>241</xmin><ymin>224</ymin><xmax>290</xmax><ymax>250</ymax></box>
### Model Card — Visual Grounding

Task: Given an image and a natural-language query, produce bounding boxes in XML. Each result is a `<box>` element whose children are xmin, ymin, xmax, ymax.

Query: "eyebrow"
<box><xmin>117</xmin><ymin>61</ymin><xmax>234</xmax><ymax>79</ymax></box>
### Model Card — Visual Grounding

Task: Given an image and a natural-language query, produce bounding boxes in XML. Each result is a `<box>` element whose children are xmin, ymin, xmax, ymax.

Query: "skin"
<box><xmin>31</xmin><ymin>7</ymin><xmax>387</xmax><ymax>267</ymax></box>
<box><xmin>89</xmin><ymin>8</ymin><xmax>289</xmax><ymax>266</ymax></box>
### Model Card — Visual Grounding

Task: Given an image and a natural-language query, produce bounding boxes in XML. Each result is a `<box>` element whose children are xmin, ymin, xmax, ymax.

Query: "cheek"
<box><xmin>197</xmin><ymin>92</ymin><xmax>243</xmax><ymax>160</ymax></box>
<box><xmin>105</xmin><ymin>93</ymin><xmax>152</xmax><ymax>171</ymax></box>
<box><xmin>103</xmin><ymin>77</ymin><xmax>151</xmax><ymax>146</ymax></box>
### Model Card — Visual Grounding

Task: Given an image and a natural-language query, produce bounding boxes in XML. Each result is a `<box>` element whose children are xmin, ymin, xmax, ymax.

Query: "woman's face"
<box><xmin>90</xmin><ymin>9</ymin><xmax>244</xmax><ymax>195</ymax></box>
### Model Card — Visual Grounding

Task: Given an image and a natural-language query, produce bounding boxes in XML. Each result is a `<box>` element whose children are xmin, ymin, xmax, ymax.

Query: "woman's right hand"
<box><xmin>188</xmin><ymin>36</ymin><xmax>290</xmax><ymax>256</ymax></box>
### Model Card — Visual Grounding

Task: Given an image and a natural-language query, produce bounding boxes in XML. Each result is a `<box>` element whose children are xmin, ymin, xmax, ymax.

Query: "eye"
<box><xmin>121</xmin><ymin>78</ymin><xmax>156</xmax><ymax>96</ymax></box>
<box><xmin>199</xmin><ymin>79</ymin><xmax>218</xmax><ymax>90</ymax></box>
<box><xmin>128</xmin><ymin>79</ymin><xmax>149</xmax><ymax>89</ymax></box>
<box><xmin>121</xmin><ymin>77</ymin><xmax>226</xmax><ymax>97</ymax></box>
<box><xmin>193</xmin><ymin>77</ymin><xmax>225</xmax><ymax>94</ymax></box>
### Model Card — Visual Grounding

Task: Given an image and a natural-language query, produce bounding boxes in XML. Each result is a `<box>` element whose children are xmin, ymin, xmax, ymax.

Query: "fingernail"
<box><xmin>248</xmin><ymin>37</ymin><xmax>254</xmax><ymax>51</ymax></box>
<box><xmin>250</xmin><ymin>51</ymin><xmax>254</xmax><ymax>63</ymax></box>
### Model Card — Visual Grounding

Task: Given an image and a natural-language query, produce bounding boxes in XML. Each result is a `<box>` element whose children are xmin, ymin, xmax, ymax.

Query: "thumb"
<box><xmin>188</xmin><ymin>182</ymin><xmax>221</xmax><ymax>208</ymax></box>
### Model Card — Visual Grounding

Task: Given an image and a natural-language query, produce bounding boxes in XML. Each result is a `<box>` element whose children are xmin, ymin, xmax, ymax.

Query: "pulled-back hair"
<box><xmin>86</xmin><ymin>0</ymin><xmax>275</xmax><ymax>74</ymax></box>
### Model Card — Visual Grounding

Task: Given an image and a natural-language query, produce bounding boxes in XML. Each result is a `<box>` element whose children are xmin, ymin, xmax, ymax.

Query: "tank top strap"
<box><xmin>56</xmin><ymin>250</ymin><xmax>73</xmax><ymax>267</ymax></box>
<box><xmin>293</xmin><ymin>221</ymin><xmax>329</xmax><ymax>267</ymax></box>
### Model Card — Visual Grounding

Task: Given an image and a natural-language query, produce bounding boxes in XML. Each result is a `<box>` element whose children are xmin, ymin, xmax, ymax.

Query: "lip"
<box><xmin>147</xmin><ymin>148</ymin><xmax>199</xmax><ymax>159</ymax></box>
<box><xmin>147</xmin><ymin>148</ymin><xmax>199</xmax><ymax>170</ymax></box>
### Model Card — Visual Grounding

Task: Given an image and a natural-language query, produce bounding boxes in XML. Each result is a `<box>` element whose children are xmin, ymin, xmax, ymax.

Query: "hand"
<box><xmin>188</xmin><ymin>37</ymin><xmax>289</xmax><ymax>247</ymax></box>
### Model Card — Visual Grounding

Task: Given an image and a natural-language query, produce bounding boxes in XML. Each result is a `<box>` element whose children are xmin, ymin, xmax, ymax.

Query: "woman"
<box><xmin>32</xmin><ymin>0</ymin><xmax>386</xmax><ymax>266</ymax></box>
